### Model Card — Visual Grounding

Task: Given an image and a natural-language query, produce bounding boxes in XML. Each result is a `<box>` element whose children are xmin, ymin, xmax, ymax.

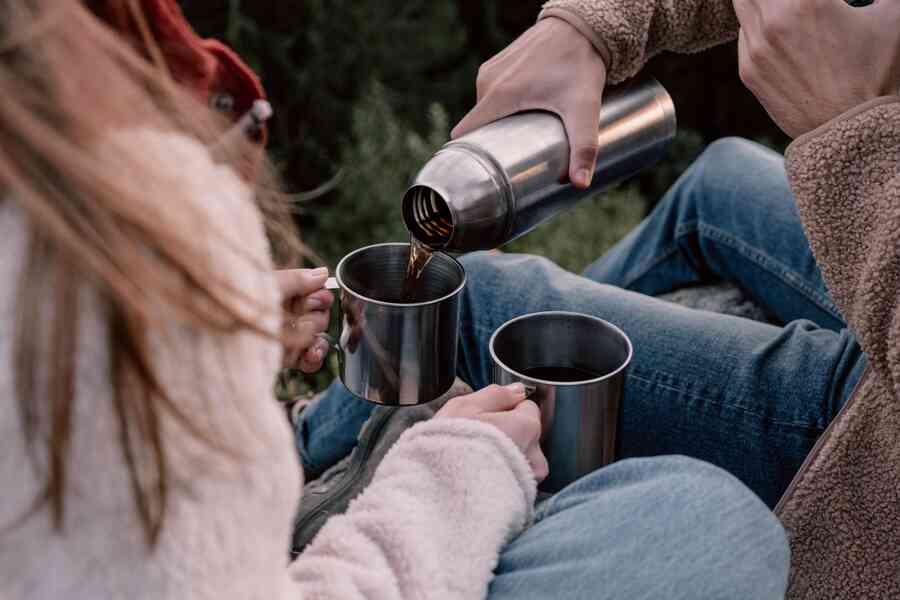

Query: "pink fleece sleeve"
<box><xmin>289</xmin><ymin>418</ymin><xmax>537</xmax><ymax>599</ymax></box>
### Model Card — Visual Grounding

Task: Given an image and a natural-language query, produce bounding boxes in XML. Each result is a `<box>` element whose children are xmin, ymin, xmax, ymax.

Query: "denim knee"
<box><xmin>458</xmin><ymin>250</ymin><xmax>500</xmax><ymax>277</ymax></box>
<box><xmin>687</xmin><ymin>137</ymin><xmax>782</xmax><ymax>210</ymax></box>
<box><xmin>543</xmin><ymin>456</ymin><xmax>790</xmax><ymax>597</ymax></box>
<box><xmin>648</xmin><ymin>456</ymin><xmax>791</xmax><ymax>595</ymax></box>
<box><xmin>459</xmin><ymin>251</ymin><xmax>559</xmax><ymax>307</ymax></box>
<box><xmin>459</xmin><ymin>250</ymin><xmax>552</xmax><ymax>279</ymax></box>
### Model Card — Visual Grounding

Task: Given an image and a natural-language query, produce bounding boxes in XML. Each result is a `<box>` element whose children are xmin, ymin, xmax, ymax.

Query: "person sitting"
<box><xmin>305</xmin><ymin>0</ymin><xmax>900</xmax><ymax>596</ymax></box>
<box><xmin>0</xmin><ymin>1</ymin><xmax>787</xmax><ymax>599</ymax></box>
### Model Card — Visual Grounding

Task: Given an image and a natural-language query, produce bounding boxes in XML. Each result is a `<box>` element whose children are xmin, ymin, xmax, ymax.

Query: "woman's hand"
<box><xmin>276</xmin><ymin>268</ymin><xmax>334</xmax><ymax>373</ymax></box>
<box><xmin>436</xmin><ymin>383</ymin><xmax>549</xmax><ymax>482</ymax></box>
<box><xmin>735</xmin><ymin>0</ymin><xmax>900</xmax><ymax>138</ymax></box>
<box><xmin>452</xmin><ymin>17</ymin><xmax>607</xmax><ymax>189</ymax></box>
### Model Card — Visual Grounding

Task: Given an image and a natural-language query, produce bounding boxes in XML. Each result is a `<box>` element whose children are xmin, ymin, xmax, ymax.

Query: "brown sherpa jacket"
<box><xmin>541</xmin><ymin>1</ymin><xmax>900</xmax><ymax>597</ymax></box>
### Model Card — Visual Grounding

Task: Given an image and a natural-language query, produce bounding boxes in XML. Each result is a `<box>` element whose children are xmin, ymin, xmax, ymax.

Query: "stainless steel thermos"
<box><xmin>402</xmin><ymin>77</ymin><xmax>676</xmax><ymax>252</ymax></box>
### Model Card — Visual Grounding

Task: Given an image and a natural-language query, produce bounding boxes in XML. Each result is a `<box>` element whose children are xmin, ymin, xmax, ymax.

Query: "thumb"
<box><xmin>562</xmin><ymin>98</ymin><xmax>602</xmax><ymax>190</ymax></box>
<box><xmin>276</xmin><ymin>267</ymin><xmax>329</xmax><ymax>299</ymax></box>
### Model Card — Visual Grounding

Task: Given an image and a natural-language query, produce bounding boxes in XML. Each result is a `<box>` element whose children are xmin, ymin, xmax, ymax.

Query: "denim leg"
<box><xmin>489</xmin><ymin>456</ymin><xmax>790</xmax><ymax>600</ymax></box>
<box><xmin>584</xmin><ymin>137</ymin><xmax>845</xmax><ymax>331</ymax></box>
<box><xmin>295</xmin><ymin>380</ymin><xmax>375</xmax><ymax>477</ymax></box>
<box><xmin>458</xmin><ymin>252</ymin><xmax>866</xmax><ymax>506</ymax></box>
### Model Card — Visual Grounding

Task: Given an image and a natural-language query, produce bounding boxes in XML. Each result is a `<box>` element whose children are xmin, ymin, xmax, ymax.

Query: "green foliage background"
<box><xmin>183</xmin><ymin>2</ymin><xmax>788</xmax><ymax>394</ymax></box>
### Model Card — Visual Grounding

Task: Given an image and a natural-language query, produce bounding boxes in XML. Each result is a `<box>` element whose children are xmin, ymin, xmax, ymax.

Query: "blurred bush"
<box><xmin>300</xmin><ymin>80</ymin><xmax>449</xmax><ymax>266</ymax></box>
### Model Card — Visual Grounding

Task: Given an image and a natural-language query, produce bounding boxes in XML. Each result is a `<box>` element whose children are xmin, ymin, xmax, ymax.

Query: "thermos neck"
<box><xmin>401</xmin><ymin>145</ymin><xmax>513</xmax><ymax>251</ymax></box>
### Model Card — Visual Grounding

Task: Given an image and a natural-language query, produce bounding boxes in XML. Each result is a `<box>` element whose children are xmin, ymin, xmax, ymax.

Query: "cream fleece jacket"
<box><xmin>536</xmin><ymin>0</ymin><xmax>900</xmax><ymax>595</ymax></box>
<box><xmin>0</xmin><ymin>131</ymin><xmax>536</xmax><ymax>599</ymax></box>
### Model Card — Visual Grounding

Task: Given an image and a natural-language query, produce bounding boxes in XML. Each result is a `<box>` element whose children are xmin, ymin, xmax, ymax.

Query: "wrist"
<box><xmin>538</xmin><ymin>8</ymin><xmax>611</xmax><ymax>70</ymax></box>
<box><xmin>789</xmin><ymin>95</ymin><xmax>900</xmax><ymax>153</ymax></box>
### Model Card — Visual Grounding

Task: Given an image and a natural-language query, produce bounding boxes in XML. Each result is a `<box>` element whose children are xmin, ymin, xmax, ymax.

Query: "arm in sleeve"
<box><xmin>785</xmin><ymin>96</ymin><xmax>900</xmax><ymax>397</ymax></box>
<box><xmin>538</xmin><ymin>0</ymin><xmax>739</xmax><ymax>83</ymax></box>
<box><xmin>289</xmin><ymin>418</ymin><xmax>537</xmax><ymax>600</ymax></box>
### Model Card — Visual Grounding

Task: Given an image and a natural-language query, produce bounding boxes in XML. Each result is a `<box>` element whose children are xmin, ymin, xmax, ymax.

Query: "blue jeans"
<box><xmin>489</xmin><ymin>456</ymin><xmax>788</xmax><ymax>599</ymax></box>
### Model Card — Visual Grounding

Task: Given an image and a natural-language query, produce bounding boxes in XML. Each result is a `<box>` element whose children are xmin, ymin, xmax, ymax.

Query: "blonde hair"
<box><xmin>1</xmin><ymin>0</ymin><xmax>303</xmax><ymax>546</ymax></box>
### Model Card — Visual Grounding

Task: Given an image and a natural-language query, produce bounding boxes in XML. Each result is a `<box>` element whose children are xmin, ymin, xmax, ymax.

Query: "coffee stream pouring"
<box><xmin>402</xmin><ymin>77</ymin><xmax>677</xmax><ymax>253</ymax></box>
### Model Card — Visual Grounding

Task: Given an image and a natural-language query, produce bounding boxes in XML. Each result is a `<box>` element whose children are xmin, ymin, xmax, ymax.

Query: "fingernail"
<box><xmin>576</xmin><ymin>169</ymin><xmax>592</xmax><ymax>187</ymax></box>
<box><xmin>306</xmin><ymin>297</ymin><xmax>324</xmax><ymax>310</ymax></box>
<box><xmin>311</xmin><ymin>267</ymin><xmax>329</xmax><ymax>278</ymax></box>
<box><xmin>505</xmin><ymin>382</ymin><xmax>526</xmax><ymax>396</ymax></box>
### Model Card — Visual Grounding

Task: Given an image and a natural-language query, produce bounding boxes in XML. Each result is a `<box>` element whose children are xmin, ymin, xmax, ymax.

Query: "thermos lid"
<box><xmin>402</xmin><ymin>146</ymin><xmax>512</xmax><ymax>251</ymax></box>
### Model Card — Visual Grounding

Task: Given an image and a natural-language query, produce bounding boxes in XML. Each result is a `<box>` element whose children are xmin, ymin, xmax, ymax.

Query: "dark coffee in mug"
<box><xmin>490</xmin><ymin>311</ymin><xmax>633</xmax><ymax>493</ymax></box>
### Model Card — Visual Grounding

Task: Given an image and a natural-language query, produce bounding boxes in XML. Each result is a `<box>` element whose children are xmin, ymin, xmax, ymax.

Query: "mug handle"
<box><xmin>315</xmin><ymin>277</ymin><xmax>343</xmax><ymax>358</ymax></box>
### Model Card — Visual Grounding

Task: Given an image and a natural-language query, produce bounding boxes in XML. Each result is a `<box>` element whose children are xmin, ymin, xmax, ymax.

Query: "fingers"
<box><xmin>436</xmin><ymin>383</ymin><xmax>527</xmax><ymax>418</ymax></box>
<box><xmin>298</xmin><ymin>336</ymin><xmax>330</xmax><ymax>373</ymax></box>
<box><xmin>511</xmin><ymin>400</ymin><xmax>547</xmax><ymax>481</ymax></box>
<box><xmin>434</xmin><ymin>387</ymin><xmax>548</xmax><ymax>481</ymax></box>
<box><xmin>512</xmin><ymin>397</ymin><xmax>540</xmax><ymax>421</ymax></box>
<box><xmin>283</xmin><ymin>312</ymin><xmax>329</xmax><ymax>353</ymax></box>
<box><xmin>276</xmin><ymin>267</ymin><xmax>329</xmax><ymax>299</ymax></box>
<box><xmin>468</xmin><ymin>383</ymin><xmax>529</xmax><ymax>413</ymax></box>
<box><xmin>298</xmin><ymin>289</ymin><xmax>334</xmax><ymax>313</ymax></box>
<box><xmin>528</xmin><ymin>445</ymin><xmax>550</xmax><ymax>483</ymax></box>
<box><xmin>561</xmin><ymin>96</ymin><xmax>603</xmax><ymax>189</ymax></box>
<box><xmin>284</xmin><ymin>322</ymin><xmax>329</xmax><ymax>371</ymax></box>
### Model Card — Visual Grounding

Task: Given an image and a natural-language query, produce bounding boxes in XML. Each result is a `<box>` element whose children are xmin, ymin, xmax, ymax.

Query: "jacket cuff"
<box><xmin>538</xmin><ymin>8</ymin><xmax>612</xmax><ymax>69</ymax></box>
<box><xmin>401</xmin><ymin>417</ymin><xmax>538</xmax><ymax>513</ymax></box>
<box><xmin>788</xmin><ymin>95</ymin><xmax>900</xmax><ymax>155</ymax></box>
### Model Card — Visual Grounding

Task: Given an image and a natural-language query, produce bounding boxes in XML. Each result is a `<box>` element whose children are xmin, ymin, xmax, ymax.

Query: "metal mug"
<box><xmin>322</xmin><ymin>242</ymin><xmax>466</xmax><ymax>406</ymax></box>
<box><xmin>490</xmin><ymin>311</ymin><xmax>633</xmax><ymax>492</ymax></box>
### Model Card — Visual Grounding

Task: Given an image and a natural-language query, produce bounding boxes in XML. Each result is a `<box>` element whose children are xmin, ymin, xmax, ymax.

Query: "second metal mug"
<box><xmin>323</xmin><ymin>242</ymin><xmax>466</xmax><ymax>406</ymax></box>
<box><xmin>490</xmin><ymin>311</ymin><xmax>633</xmax><ymax>492</ymax></box>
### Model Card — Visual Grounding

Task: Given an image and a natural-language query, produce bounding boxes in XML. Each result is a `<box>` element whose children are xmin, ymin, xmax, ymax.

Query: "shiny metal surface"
<box><xmin>403</xmin><ymin>76</ymin><xmax>676</xmax><ymax>252</ymax></box>
<box><xmin>330</xmin><ymin>243</ymin><xmax>465</xmax><ymax>406</ymax></box>
<box><xmin>490</xmin><ymin>311</ymin><xmax>633</xmax><ymax>493</ymax></box>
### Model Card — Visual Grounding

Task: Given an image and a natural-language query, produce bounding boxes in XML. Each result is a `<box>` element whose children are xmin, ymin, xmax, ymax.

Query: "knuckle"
<box><xmin>475</xmin><ymin>68</ymin><xmax>497</xmax><ymax>95</ymax></box>
<box><xmin>746</xmin><ymin>40</ymin><xmax>766</xmax><ymax>65</ymax></box>
<box><xmin>761</xmin><ymin>14</ymin><xmax>787</xmax><ymax>43</ymax></box>
<box><xmin>738</xmin><ymin>60</ymin><xmax>757</xmax><ymax>89</ymax></box>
